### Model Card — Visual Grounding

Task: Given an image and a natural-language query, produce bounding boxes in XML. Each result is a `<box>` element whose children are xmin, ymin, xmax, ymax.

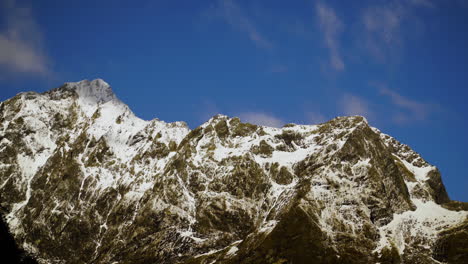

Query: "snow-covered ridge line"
<box><xmin>0</xmin><ymin>79</ymin><xmax>465</xmax><ymax>264</ymax></box>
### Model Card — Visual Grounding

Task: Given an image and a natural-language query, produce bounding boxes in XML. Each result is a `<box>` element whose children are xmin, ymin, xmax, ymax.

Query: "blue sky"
<box><xmin>0</xmin><ymin>0</ymin><xmax>467</xmax><ymax>201</ymax></box>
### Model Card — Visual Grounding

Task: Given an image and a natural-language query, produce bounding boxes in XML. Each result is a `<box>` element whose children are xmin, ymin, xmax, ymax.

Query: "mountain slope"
<box><xmin>0</xmin><ymin>79</ymin><xmax>466</xmax><ymax>264</ymax></box>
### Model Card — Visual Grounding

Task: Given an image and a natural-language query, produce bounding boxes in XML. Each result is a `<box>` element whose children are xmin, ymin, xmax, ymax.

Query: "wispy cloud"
<box><xmin>315</xmin><ymin>2</ymin><xmax>345</xmax><ymax>71</ymax></box>
<box><xmin>378</xmin><ymin>85</ymin><xmax>434</xmax><ymax>124</ymax></box>
<box><xmin>0</xmin><ymin>0</ymin><xmax>51</xmax><ymax>76</ymax></box>
<box><xmin>306</xmin><ymin>111</ymin><xmax>327</xmax><ymax>124</ymax></box>
<box><xmin>197</xmin><ymin>100</ymin><xmax>222</xmax><ymax>125</ymax></box>
<box><xmin>238</xmin><ymin>112</ymin><xmax>284</xmax><ymax>127</ymax></box>
<box><xmin>409</xmin><ymin>0</ymin><xmax>435</xmax><ymax>8</ymax></box>
<box><xmin>360</xmin><ymin>0</ymin><xmax>434</xmax><ymax>63</ymax></box>
<box><xmin>361</xmin><ymin>2</ymin><xmax>405</xmax><ymax>62</ymax></box>
<box><xmin>211</xmin><ymin>0</ymin><xmax>273</xmax><ymax>50</ymax></box>
<box><xmin>341</xmin><ymin>94</ymin><xmax>373</xmax><ymax>118</ymax></box>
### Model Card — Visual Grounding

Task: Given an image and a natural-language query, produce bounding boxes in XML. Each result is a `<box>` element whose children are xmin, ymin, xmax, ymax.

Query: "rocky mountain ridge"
<box><xmin>0</xmin><ymin>79</ymin><xmax>466</xmax><ymax>264</ymax></box>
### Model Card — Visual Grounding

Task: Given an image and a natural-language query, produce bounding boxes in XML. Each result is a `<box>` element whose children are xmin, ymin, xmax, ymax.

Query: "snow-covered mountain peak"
<box><xmin>64</xmin><ymin>79</ymin><xmax>117</xmax><ymax>105</ymax></box>
<box><xmin>204</xmin><ymin>114</ymin><xmax>229</xmax><ymax>124</ymax></box>
<box><xmin>0</xmin><ymin>81</ymin><xmax>466</xmax><ymax>264</ymax></box>
<box><xmin>353</xmin><ymin>115</ymin><xmax>368</xmax><ymax>124</ymax></box>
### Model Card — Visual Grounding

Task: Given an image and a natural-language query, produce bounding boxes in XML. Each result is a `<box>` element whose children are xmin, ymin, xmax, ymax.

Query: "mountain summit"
<box><xmin>66</xmin><ymin>79</ymin><xmax>116</xmax><ymax>103</ymax></box>
<box><xmin>0</xmin><ymin>80</ymin><xmax>466</xmax><ymax>264</ymax></box>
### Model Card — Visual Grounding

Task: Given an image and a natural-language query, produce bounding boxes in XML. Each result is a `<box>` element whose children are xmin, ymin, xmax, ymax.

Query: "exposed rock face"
<box><xmin>0</xmin><ymin>79</ymin><xmax>466</xmax><ymax>264</ymax></box>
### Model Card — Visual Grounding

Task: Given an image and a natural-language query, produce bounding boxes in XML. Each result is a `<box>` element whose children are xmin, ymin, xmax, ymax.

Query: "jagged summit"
<box><xmin>0</xmin><ymin>80</ymin><xmax>466</xmax><ymax>264</ymax></box>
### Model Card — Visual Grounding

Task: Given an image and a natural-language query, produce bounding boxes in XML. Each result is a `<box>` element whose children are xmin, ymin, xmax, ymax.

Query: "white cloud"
<box><xmin>238</xmin><ymin>112</ymin><xmax>284</xmax><ymax>127</ymax></box>
<box><xmin>341</xmin><ymin>94</ymin><xmax>372</xmax><ymax>118</ymax></box>
<box><xmin>197</xmin><ymin>100</ymin><xmax>222</xmax><ymax>124</ymax></box>
<box><xmin>360</xmin><ymin>0</ymin><xmax>434</xmax><ymax>63</ymax></box>
<box><xmin>362</xmin><ymin>2</ymin><xmax>405</xmax><ymax>62</ymax></box>
<box><xmin>379</xmin><ymin>86</ymin><xmax>432</xmax><ymax>123</ymax></box>
<box><xmin>212</xmin><ymin>0</ymin><xmax>273</xmax><ymax>50</ymax></box>
<box><xmin>316</xmin><ymin>2</ymin><xmax>344</xmax><ymax>71</ymax></box>
<box><xmin>363</xmin><ymin>7</ymin><xmax>402</xmax><ymax>43</ymax></box>
<box><xmin>0</xmin><ymin>0</ymin><xmax>51</xmax><ymax>76</ymax></box>
<box><xmin>306</xmin><ymin>111</ymin><xmax>327</xmax><ymax>124</ymax></box>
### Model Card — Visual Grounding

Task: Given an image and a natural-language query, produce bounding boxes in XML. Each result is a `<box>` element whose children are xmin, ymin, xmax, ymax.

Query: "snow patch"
<box><xmin>399</xmin><ymin>158</ymin><xmax>434</xmax><ymax>182</ymax></box>
<box><xmin>374</xmin><ymin>199</ymin><xmax>467</xmax><ymax>255</ymax></box>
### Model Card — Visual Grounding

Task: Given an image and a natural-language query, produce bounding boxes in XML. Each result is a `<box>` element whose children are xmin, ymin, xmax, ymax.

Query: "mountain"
<box><xmin>0</xmin><ymin>79</ymin><xmax>466</xmax><ymax>264</ymax></box>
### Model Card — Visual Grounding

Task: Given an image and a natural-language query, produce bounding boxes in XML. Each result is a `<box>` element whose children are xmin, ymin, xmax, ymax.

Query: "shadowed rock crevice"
<box><xmin>0</xmin><ymin>213</ymin><xmax>38</xmax><ymax>264</ymax></box>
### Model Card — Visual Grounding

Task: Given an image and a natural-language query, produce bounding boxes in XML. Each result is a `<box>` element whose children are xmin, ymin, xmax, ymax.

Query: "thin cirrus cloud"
<box><xmin>238</xmin><ymin>112</ymin><xmax>284</xmax><ymax>128</ymax></box>
<box><xmin>379</xmin><ymin>86</ymin><xmax>434</xmax><ymax>124</ymax></box>
<box><xmin>0</xmin><ymin>1</ymin><xmax>51</xmax><ymax>77</ymax></box>
<box><xmin>337</xmin><ymin>85</ymin><xmax>437</xmax><ymax>125</ymax></box>
<box><xmin>315</xmin><ymin>2</ymin><xmax>345</xmax><ymax>72</ymax></box>
<box><xmin>409</xmin><ymin>0</ymin><xmax>435</xmax><ymax>8</ymax></box>
<box><xmin>341</xmin><ymin>94</ymin><xmax>373</xmax><ymax>119</ymax></box>
<box><xmin>306</xmin><ymin>111</ymin><xmax>327</xmax><ymax>124</ymax></box>
<box><xmin>361</xmin><ymin>2</ymin><xmax>404</xmax><ymax>62</ymax></box>
<box><xmin>360</xmin><ymin>0</ymin><xmax>434</xmax><ymax>63</ymax></box>
<box><xmin>196</xmin><ymin>100</ymin><xmax>223</xmax><ymax>124</ymax></box>
<box><xmin>211</xmin><ymin>0</ymin><xmax>273</xmax><ymax>50</ymax></box>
